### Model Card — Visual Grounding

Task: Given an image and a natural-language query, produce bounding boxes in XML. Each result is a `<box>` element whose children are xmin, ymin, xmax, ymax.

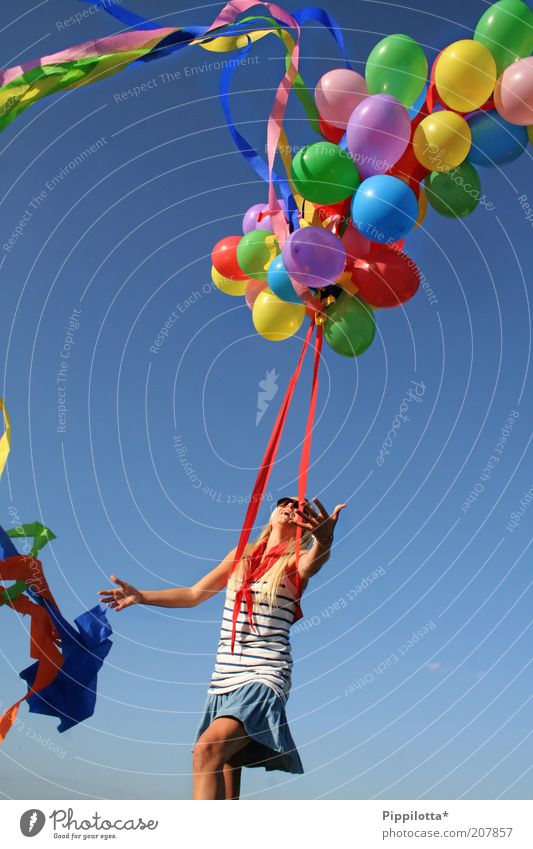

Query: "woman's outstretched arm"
<box><xmin>291</xmin><ymin>497</ymin><xmax>346</xmax><ymax>581</ymax></box>
<box><xmin>98</xmin><ymin>546</ymin><xmax>237</xmax><ymax>611</ymax></box>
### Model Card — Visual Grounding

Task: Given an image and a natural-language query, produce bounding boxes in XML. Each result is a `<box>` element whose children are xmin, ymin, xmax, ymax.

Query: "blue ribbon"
<box><xmin>293</xmin><ymin>7</ymin><xmax>351</xmax><ymax>69</ymax></box>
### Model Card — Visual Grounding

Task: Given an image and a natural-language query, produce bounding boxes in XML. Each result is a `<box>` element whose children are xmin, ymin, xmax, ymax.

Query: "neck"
<box><xmin>265</xmin><ymin>526</ymin><xmax>294</xmax><ymax>550</ymax></box>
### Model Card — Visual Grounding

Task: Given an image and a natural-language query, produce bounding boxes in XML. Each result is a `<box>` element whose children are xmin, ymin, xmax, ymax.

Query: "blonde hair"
<box><xmin>228</xmin><ymin>522</ymin><xmax>314</xmax><ymax>612</ymax></box>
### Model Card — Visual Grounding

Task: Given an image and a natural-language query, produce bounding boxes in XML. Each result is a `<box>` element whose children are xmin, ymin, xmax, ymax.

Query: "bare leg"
<box><xmin>223</xmin><ymin>750</ymin><xmax>247</xmax><ymax>799</ymax></box>
<box><xmin>192</xmin><ymin>716</ymin><xmax>250</xmax><ymax>800</ymax></box>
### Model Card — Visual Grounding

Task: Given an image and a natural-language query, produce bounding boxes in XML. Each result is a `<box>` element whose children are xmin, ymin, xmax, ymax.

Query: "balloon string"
<box><xmin>229</xmin><ymin>318</ymin><xmax>318</xmax><ymax>653</ymax></box>
<box><xmin>294</xmin><ymin>322</ymin><xmax>323</xmax><ymax>592</ymax></box>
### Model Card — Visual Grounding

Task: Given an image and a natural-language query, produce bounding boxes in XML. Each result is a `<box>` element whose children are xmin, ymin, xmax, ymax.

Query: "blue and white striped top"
<box><xmin>207</xmin><ymin>573</ymin><xmax>301</xmax><ymax>704</ymax></box>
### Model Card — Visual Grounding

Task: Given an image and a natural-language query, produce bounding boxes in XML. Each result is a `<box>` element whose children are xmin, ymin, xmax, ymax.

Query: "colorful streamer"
<box><xmin>20</xmin><ymin>587</ymin><xmax>113</xmax><ymax>734</ymax></box>
<box><xmin>0</xmin><ymin>400</ymin><xmax>11</xmax><ymax>480</ymax></box>
<box><xmin>0</xmin><ymin>523</ymin><xmax>112</xmax><ymax>742</ymax></box>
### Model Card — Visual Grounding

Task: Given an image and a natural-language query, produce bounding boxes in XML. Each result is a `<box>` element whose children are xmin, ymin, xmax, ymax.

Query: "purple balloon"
<box><xmin>282</xmin><ymin>227</ymin><xmax>346</xmax><ymax>289</ymax></box>
<box><xmin>346</xmin><ymin>94</ymin><xmax>411</xmax><ymax>179</ymax></box>
<box><xmin>242</xmin><ymin>200</ymin><xmax>286</xmax><ymax>234</ymax></box>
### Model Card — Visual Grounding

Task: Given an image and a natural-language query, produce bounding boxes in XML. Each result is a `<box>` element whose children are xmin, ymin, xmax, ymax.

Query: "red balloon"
<box><xmin>212</xmin><ymin>235</ymin><xmax>247</xmax><ymax>280</ymax></box>
<box><xmin>387</xmin><ymin>142</ymin><xmax>428</xmax><ymax>197</ymax></box>
<box><xmin>341</xmin><ymin>223</ymin><xmax>372</xmax><ymax>268</ymax></box>
<box><xmin>318</xmin><ymin>116</ymin><xmax>345</xmax><ymax>144</ymax></box>
<box><xmin>308</xmin><ymin>197</ymin><xmax>352</xmax><ymax>235</ymax></box>
<box><xmin>388</xmin><ymin>238</ymin><xmax>405</xmax><ymax>251</ymax></box>
<box><xmin>351</xmin><ymin>245</ymin><xmax>420</xmax><ymax>308</ymax></box>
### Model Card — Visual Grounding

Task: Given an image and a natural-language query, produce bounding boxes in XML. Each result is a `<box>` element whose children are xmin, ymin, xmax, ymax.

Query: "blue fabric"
<box><xmin>193</xmin><ymin>681</ymin><xmax>304</xmax><ymax>773</ymax></box>
<box><xmin>19</xmin><ymin>586</ymin><xmax>113</xmax><ymax>733</ymax></box>
<box><xmin>0</xmin><ymin>525</ymin><xmax>18</xmax><ymax>559</ymax></box>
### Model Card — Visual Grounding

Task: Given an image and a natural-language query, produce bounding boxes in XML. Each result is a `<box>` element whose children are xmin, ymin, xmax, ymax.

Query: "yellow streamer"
<box><xmin>0</xmin><ymin>400</ymin><xmax>11</xmax><ymax>479</ymax></box>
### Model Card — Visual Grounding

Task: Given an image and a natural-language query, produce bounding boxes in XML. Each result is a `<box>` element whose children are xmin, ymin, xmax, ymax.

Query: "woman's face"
<box><xmin>271</xmin><ymin>499</ymin><xmax>299</xmax><ymax>531</ymax></box>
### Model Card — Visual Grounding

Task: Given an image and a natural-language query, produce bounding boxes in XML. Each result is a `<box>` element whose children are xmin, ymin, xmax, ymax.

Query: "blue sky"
<box><xmin>0</xmin><ymin>0</ymin><xmax>531</xmax><ymax>800</ymax></box>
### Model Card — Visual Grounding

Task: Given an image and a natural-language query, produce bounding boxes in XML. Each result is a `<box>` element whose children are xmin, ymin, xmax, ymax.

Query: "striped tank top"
<box><xmin>208</xmin><ymin>568</ymin><xmax>303</xmax><ymax>704</ymax></box>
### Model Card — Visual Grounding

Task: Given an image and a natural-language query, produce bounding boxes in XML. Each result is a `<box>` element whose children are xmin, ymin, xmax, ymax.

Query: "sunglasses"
<box><xmin>276</xmin><ymin>498</ymin><xmax>305</xmax><ymax>509</ymax></box>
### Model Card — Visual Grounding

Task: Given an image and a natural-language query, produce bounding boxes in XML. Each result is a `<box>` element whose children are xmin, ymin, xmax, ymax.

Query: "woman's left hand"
<box><xmin>290</xmin><ymin>497</ymin><xmax>346</xmax><ymax>549</ymax></box>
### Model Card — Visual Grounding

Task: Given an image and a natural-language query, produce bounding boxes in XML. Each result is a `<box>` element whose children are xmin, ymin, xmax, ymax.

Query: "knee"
<box><xmin>192</xmin><ymin>740</ymin><xmax>225</xmax><ymax>773</ymax></box>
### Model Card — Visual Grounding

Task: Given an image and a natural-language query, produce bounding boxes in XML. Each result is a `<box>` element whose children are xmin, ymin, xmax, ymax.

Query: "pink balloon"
<box><xmin>494</xmin><ymin>57</ymin><xmax>533</xmax><ymax>126</ymax></box>
<box><xmin>245</xmin><ymin>279</ymin><xmax>267</xmax><ymax>310</ymax></box>
<box><xmin>314</xmin><ymin>69</ymin><xmax>369</xmax><ymax>130</ymax></box>
<box><xmin>346</xmin><ymin>94</ymin><xmax>411</xmax><ymax>179</ymax></box>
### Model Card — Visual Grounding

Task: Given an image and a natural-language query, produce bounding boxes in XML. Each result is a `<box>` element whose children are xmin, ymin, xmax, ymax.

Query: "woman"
<box><xmin>99</xmin><ymin>495</ymin><xmax>346</xmax><ymax>799</ymax></box>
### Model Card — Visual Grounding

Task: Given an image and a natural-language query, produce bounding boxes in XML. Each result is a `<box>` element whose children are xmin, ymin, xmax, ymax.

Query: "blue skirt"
<box><xmin>192</xmin><ymin>681</ymin><xmax>304</xmax><ymax>774</ymax></box>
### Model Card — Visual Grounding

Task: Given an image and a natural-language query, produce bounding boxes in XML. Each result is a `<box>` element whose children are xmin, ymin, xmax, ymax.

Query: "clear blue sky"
<box><xmin>0</xmin><ymin>0</ymin><xmax>531</xmax><ymax>800</ymax></box>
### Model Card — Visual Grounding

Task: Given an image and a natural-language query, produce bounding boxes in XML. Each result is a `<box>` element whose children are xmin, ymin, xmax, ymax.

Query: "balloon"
<box><xmin>341</xmin><ymin>223</ymin><xmax>372</xmax><ymax>268</ymax></box>
<box><xmin>237</xmin><ymin>230</ymin><xmax>279</xmax><ymax>280</ymax></box>
<box><xmin>211</xmin><ymin>265</ymin><xmax>249</xmax><ymax>296</ymax></box>
<box><xmin>529</xmin><ymin>125</ymin><xmax>533</xmax><ymax>146</ymax></box>
<box><xmin>434</xmin><ymin>40</ymin><xmax>496</xmax><ymax>113</ymax></box>
<box><xmin>290</xmin><ymin>141</ymin><xmax>360</xmax><ymax>204</ymax></box>
<box><xmin>413</xmin><ymin>111</ymin><xmax>471</xmax><ymax>171</ymax></box>
<box><xmin>494</xmin><ymin>57</ymin><xmax>533</xmax><ymax>125</ymax></box>
<box><xmin>252</xmin><ymin>288</ymin><xmax>306</xmax><ymax>341</ymax></box>
<box><xmin>474</xmin><ymin>0</ymin><xmax>533</xmax><ymax>77</ymax></box>
<box><xmin>351</xmin><ymin>175</ymin><xmax>419</xmax><ymax>244</ymax></box>
<box><xmin>282</xmin><ymin>227</ymin><xmax>346</xmax><ymax>288</ymax></box>
<box><xmin>468</xmin><ymin>110</ymin><xmax>528</xmax><ymax>166</ymax></box>
<box><xmin>267</xmin><ymin>255</ymin><xmax>302</xmax><ymax>304</ymax></box>
<box><xmin>415</xmin><ymin>188</ymin><xmax>428</xmax><ymax>229</ymax></box>
<box><xmin>245</xmin><ymin>279</ymin><xmax>267</xmax><ymax>310</ymax></box>
<box><xmin>314</xmin><ymin>69</ymin><xmax>369</xmax><ymax>129</ymax></box>
<box><xmin>424</xmin><ymin>161</ymin><xmax>481</xmax><ymax>217</ymax></box>
<box><xmin>323</xmin><ymin>292</ymin><xmax>376</xmax><ymax>356</ymax></box>
<box><xmin>307</xmin><ymin>198</ymin><xmax>351</xmax><ymax>233</ymax></box>
<box><xmin>350</xmin><ymin>244</ymin><xmax>420</xmax><ymax>308</ymax></box>
<box><xmin>242</xmin><ymin>201</ymin><xmax>287</xmax><ymax>233</ymax></box>
<box><xmin>346</xmin><ymin>94</ymin><xmax>411</xmax><ymax>178</ymax></box>
<box><xmin>388</xmin><ymin>238</ymin><xmax>405</xmax><ymax>251</ymax></box>
<box><xmin>318</xmin><ymin>116</ymin><xmax>345</xmax><ymax>143</ymax></box>
<box><xmin>212</xmin><ymin>235</ymin><xmax>247</xmax><ymax>280</ymax></box>
<box><xmin>365</xmin><ymin>34</ymin><xmax>428</xmax><ymax>108</ymax></box>
<box><xmin>408</xmin><ymin>83</ymin><xmax>429</xmax><ymax>119</ymax></box>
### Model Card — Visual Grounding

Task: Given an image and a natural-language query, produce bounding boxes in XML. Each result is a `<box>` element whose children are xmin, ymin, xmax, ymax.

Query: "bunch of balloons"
<box><xmin>211</xmin><ymin>0</ymin><xmax>533</xmax><ymax>358</ymax></box>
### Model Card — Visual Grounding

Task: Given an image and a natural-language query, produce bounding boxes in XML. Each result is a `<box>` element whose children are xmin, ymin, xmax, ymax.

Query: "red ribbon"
<box><xmin>229</xmin><ymin>318</ymin><xmax>322</xmax><ymax>652</ymax></box>
<box><xmin>294</xmin><ymin>323</ymin><xmax>323</xmax><ymax>598</ymax></box>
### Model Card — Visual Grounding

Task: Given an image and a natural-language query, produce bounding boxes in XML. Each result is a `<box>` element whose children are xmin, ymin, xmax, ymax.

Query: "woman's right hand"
<box><xmin>98</xmin><ymin>575</ymin><xmax>144</xmax><ymax>611</ymax></box>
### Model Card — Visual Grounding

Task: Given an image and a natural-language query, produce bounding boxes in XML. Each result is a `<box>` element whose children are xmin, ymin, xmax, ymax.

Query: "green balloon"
<box><xmin>365</xmin><ymin>34</ymin><xmax>428</xmax><ymax>108</ymax></box>
<box><xmin>474</xmin><ymin>0</ymin><xmax>533</xmax><ymax>77</ymax></box>
<box><xmin>237</xmin><ymin>230</ymin><xmax>279</xmax><ymax>280</ymax></box>
<box><xmin>324</xmin><ymin>293</ymin><xmax>376</xmax><ymax>357</ymax></box>
<box><xmin>290</xmin><ymin>141</ymin><xmax>360</xmax><ymax>204</ymax></box>
<box><xmin>425</xmin><ymin>162</ymin><xmax>481</xmax><ymax>218</ymax></box>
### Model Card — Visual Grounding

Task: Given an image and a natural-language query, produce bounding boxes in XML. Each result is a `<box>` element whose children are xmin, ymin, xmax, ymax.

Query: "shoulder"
<box><xmin>284</xmin><ymin>562</ymin><xmax>309</xmax><ymax>595</ymax></box>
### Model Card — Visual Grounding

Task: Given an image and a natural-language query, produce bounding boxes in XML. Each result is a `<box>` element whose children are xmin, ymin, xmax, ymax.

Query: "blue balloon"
<box><xmin>351</xmin><ymin>175</ymin><xmax>418</xmax><ymax>244</ymax></box>
<box><xmin>408</xmin><ymin>84</ymin><xmax>428</xmax><ymax>120</ymax></box>
<box><xmin>267</xmin><ymin>255</ymin><xmax>302</xmax><ymax>304</ymax></box>
<box><xmin>338</xmin><ymin>133</ymin><xmax>348</xmax><ymax>151</ymax></box>
<box><xmin>467</xmin><ymin>110</ymin><xmax>528</xmax><ymax>167</ymax></box>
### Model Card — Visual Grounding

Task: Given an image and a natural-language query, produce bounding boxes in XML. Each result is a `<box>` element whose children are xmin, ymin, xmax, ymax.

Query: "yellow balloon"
<box><xmin>211</xmin><ymin>265</ymin><xmax>248</xmax><ymax>296</ymax></box>
<box><xmin>435</xmin><ymin>40</ymin><xmax>496</xmax><ymax>113</ymax></box>
<box><xmin>413</xmin><ymin>111</ymin><xmax>471</xmax><ymax>172</ymax></box>
<box><xmin>414</xmin><ymin>188</ymin><xmax>428</xmax><ymax>229</ymax></box>
<box><xmin>528</xmin><ymin>125</ymin><xmax>533</xmax><ymax>147</ymax></box>
<box><xmin>252</xmin><ymin>288</ymin><xmax>305</xmax><ymax>341</ymax></box>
